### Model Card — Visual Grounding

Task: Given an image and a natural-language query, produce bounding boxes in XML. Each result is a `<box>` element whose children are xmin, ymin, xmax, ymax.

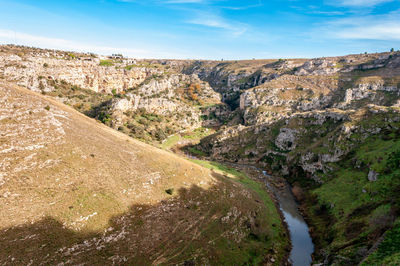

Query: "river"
<box><xmin>228</xmin><ymin>163</ymin><xmax>314</xmax><ymax>265</ymax></box>
<box><xmin>183</xmin><ymin>154</ymin><xmax>314</xmax><ymax>265</ymax></box>
<box><xmin>261</xmin><ymin>170</ymin><xmax>314</xmax><ymax>266</ymax></box>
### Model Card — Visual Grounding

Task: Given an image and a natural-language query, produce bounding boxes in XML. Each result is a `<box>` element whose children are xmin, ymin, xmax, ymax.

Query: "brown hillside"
<box><xmin>0</xmin><ymin>82</ymin><xmax>286</xmax><ymax>265</ymax></box>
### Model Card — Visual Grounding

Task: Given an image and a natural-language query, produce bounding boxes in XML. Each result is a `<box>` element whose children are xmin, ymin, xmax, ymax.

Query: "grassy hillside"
<box><xmin>0</xmin><ymin>82</ymin><xmax>288</xmax><ymax>265</ymax></box>
<box><xmin>304</xmin><ymin>124</ymin><xmax>400</xmax><ymax>264</ymax></box>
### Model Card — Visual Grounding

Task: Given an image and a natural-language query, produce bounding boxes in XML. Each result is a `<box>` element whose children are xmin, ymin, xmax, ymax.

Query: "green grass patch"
<box><xmin>187</xmin><ymin>147</ymin><xmax>207</xmax><ymax>157</ymax></box>
<box><xmin>99</xmin><ymin>60</ymin><xmax>114</xmax><ymax>66</ymax></box>
<box><xmin>362</xmin><ymin>222</ymin><xmax>400</xmax><ymax>265</ymax></box>
<box><xmin>189</xmin><ymin>159</ymin><xmax>246</xmax><ymax>179</ymax></box>
<box><xmin>160</xmin><ymin>135</ymin><xmax>181</xmax><ymax>150</ymax></box>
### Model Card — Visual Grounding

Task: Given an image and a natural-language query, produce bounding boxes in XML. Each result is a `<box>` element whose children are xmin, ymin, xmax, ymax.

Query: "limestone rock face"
<box><xmin>368</xmin><ymin>170</ymin><xmax>379</xmax><ymax>182</ymax></box>
<box><xmin>111</xmin><ymin>74</ymin><xmax>221</xmax><ymax>115</ymax></box>
<box><xmin>0</xmin><ymin>53</ymin><xmax>160</xmax><ymax>94</ymax></box>
<box><xmin>295</xmin><ymin>59</ymin><xmax>339</xmax><ymax>76</ymax></box>
<box><xmin>275</xmin><ymin>128</ymin><xmax>297</xmax><ymax>151</ymax></box>
<box><xmin>341</xmin><ymin>82</ymin><xmax>399</xmax><ymax>106</ymax></box>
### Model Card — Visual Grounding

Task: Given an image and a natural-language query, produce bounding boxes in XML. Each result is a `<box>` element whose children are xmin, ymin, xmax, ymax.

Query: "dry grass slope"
<box><xmin>0</xmin><ymin>82</ymin><xmax>287</xmax><ymax>265</ymax></box>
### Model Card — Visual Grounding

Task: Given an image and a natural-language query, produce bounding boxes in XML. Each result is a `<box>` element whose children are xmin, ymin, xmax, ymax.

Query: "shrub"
<box><xmin>44</xmin><ymin>105</ymin><xmax>50</xmax><ymax>111</ymax></box>
<box><xmin>165</xmin><ymin>188</ymin><xmax>174</xmax><ymax>195</ymax></box>
<box><xmin>138</xmin><ymin>117</ymin><xmax>149</xmax><ymax>126</ymax></box>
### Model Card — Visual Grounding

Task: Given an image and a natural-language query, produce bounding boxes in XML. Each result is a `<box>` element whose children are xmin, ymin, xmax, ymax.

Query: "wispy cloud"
<box><xmin>0</xmin><ymin>29</ymin><xmax>198</xmax><ymax>58</ymax></box>
<box><xmin>334</xmin><ymin>19</ymin><xmax>400</xmax><ymax>40</ymax></box>
<box><xmin>314</xmin><ymin>11</ymin><xmax>400</xmax><ymax>40</ymax></box>
<box><xmin>327</xmin><ymin>0</ymin><xmax>395</xmax><ymax>7</ymax></box>
<box><xmin>0</xmin><ymin>29</ymin><xmax>148</xmax><ymax>54</ymax></box>
<box><xmin>187</xmin><ymin>12</ymin><xmax>248</xmax><ymax>37</ymax></box>
<box><xmin>117</xmin><ymin>0</ymin><xmax>206</xmax><ymax>4</ymax></box>
<box><xmin>219</xmin><ymin>0</ymin><xmax>263</xmax><ymax>10</ymax></box>
<box><xmin>163</xmin><ymin>0</ymin><xmax>204</xmax><ymax>3</ymax></box>
<box><xmin>307</xmin><ymin>10</ymin><xmax>346</xmax><ymax>16</ymax></box>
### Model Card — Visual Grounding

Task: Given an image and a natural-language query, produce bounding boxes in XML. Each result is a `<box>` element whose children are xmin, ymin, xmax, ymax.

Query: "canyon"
<box><xmin>1</xmin><ymin>44</ymin><xmax>400</xmax><ymax>265</ymax></box>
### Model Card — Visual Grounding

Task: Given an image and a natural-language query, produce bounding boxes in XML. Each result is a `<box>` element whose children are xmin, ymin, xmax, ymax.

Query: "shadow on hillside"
<box><xmin>0</xmin><ymin>172</ymin><xmax>281</xmax><ymax>265</ymax></box>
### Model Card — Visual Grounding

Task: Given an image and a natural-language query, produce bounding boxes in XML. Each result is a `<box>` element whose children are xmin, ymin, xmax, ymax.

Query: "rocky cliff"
<box><xmin>0</xmin><ymin>45</ymin><xmax>231</xmax><ymax>142</ymax></box>
<box><xmin>190</xmin><ymin>52</ymin><xmax>400</xmax><ymax>264</ymax></box>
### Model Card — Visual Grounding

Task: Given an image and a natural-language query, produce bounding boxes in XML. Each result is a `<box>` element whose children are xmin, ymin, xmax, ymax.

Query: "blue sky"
<box><xmin>0</xmin><ymin>0</ymin><xmax>399</xmax><ymax>59</ymax></box>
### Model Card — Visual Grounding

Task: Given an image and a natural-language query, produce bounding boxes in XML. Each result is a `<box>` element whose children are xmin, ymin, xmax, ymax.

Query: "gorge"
<box><xmin>1</xmin><ymin>44</ymin><xmax>400</xmax><ymax>265</ymax></box>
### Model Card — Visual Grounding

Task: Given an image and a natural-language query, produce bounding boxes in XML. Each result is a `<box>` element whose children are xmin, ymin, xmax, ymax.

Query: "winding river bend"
<box><xmin>227</xmin><ymin>163</ymin><xmax>314</xmax><ymax>265</ymax></box>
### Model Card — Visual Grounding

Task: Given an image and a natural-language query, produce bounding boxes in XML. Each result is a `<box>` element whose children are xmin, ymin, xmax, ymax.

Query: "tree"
<box><xmin>391</xmin><ymin>48</ymin><xmax>395</xmax><ymax>52</ymax></box>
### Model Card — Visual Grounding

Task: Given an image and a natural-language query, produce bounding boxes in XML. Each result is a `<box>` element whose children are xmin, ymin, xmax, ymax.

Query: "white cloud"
<box><xmin>316</xmin><ymin>12</ymin><xmax>400</xmax><ymax>40</ymax></box>
<box><xmin>334</xmin><ymin>20</ymin><xmax>400</xmax><ymax>40</ymax></box>
<box><xmin>0</xmin><ymin>29</ymin><xmax>197</xmax><ymax>58</ymax></box>
<box><xmin>163</xmin><ymin>0</ymin><xmax>204</xmax><ymax>3</ymax></box>
<box><xmin>0</xmin><ymin>29</ymin><xmax>148</xmax><ymax>54</ymax></box>
<box><xmin>328</xmin><ymin>0</ymin><xmax>394</xmax><ymax>7</ymax></box>
<box><xmin>117</xmin><ymin>0</ymin><xmax>205</xmax><ymax>3</ymax></box>
<box><xmin>187</xmin><ymin>12</ymin><xmax>247</xmax><ymax>37</ymax></box>
<box><xmin>219</xmin><ymin>0</ymin><xmax>263</xmax><ymax>10</ymax></box>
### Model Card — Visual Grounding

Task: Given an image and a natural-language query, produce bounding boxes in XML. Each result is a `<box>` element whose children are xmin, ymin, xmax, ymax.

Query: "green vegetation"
<box><xmin>165</xmin><ymin>188</ymin><xmax>174</xmax><ymax>195</ymax></box>
<box><xmin>187</xmin><ymin>146</ymin><xmax>207</xmax><ymax>157</ymax></box>
<box><xmin>99</xmin><ymin>60</ymin><xmax>114</xmax><ymax>66</ymax></box>
<box><xmin>188</xmin><ymin>159</ymin><xmax>289</xmax><ymax>264</ymax></box>
<box><xmin>189</xmin><ymin>159</ymin><xmax>285</xmax><ymax>233</ymax></box>
<box><xmin>160</xmin><ymin>127</ymin><xmax>214</xmax><ymax>150</ymax></box>
<box><xmin>44</xmin><ymin>78</ymin><xmax>112</xmax><ymax>120</ymax></box>
<box><xmin>362</xmin><ymin>223</ymin><xmax>400</xmax><ymax>265</ymax></box>
<box><xmin>190</xmin><ymin>160</ymin><xmax>246</xmax><ymax>179</ymax></box>
<box><xmin>124</xmin><ymin>62</ymin><xmax>164</xmax><ymax>70</ymax></box>
<box><xmin>303</xmin><ymin>119</ymin><xmax>400</xmax><ymax>263</ymax></box>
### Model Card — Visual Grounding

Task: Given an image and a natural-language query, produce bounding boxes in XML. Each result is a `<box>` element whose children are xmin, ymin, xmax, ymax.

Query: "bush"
<box><xmin>165</xmin><ymin>188</ymin><xmax>174</xmax><ymax>195</ymax></box>
<box><xmin>387</xmin><ymin>150</ymin><xmax>400</xmax><ymax>170</ymax></box>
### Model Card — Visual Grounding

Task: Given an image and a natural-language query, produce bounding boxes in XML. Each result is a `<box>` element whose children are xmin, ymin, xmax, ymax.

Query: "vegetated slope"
<box><xmin>192</xmin><ymin>53</ymin><xmax>400</xmax><ymax>264</ymax></box>
<box><xmin>0</xmin><ymin>82</ymin><xmax>288</xmax><ymax>265</ymax></box>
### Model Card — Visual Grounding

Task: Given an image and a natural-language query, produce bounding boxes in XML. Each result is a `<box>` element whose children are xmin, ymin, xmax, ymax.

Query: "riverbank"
<box><xmin>189</xmin><ymin>159</ymin><xmax>291</xmax><ymax>265</ymax></box>
<box><xmin>162</xmin><ymin>133</ymin><xmax>314</xmax><ymax>265</ymax></box>
<box><xmin>189</xmin><ymin>157</ymin><xmax>318</xmax><ymax>265</ymax></box>
<box><xmin>222</xmin><ymin>162</ymin><xmax>315</xmax><ymax>266</ymax></box>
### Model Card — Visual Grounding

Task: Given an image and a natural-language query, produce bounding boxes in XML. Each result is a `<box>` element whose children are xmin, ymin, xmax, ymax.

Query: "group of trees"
<box><xmin>176</xmin><ymin>83</ymin><xmax>203</xmax><ymax>104</ymax></box>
